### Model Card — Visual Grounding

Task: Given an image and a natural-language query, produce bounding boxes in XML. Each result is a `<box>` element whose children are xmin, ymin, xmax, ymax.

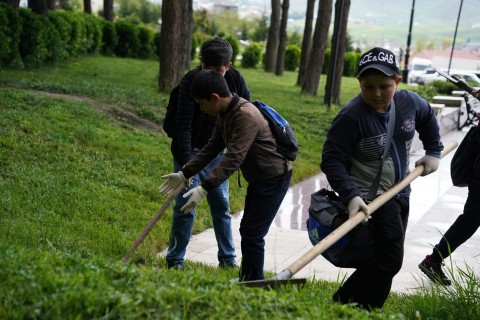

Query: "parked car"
<box><xmin>407</xmin><ymin>58</ymin><xmax>432</xmax><ymax>84</ymax></box>
<box><xmin>418</xmin><ymin>69</ymin><xmax>480</xmax><ymax>86</ymax></box>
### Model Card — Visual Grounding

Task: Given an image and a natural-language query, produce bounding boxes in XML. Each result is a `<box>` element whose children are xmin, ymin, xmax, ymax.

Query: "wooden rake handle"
<box><xmin>121</xmin><ymin>183</ymin><xmax>185</xmax><ymax>263</ymax></box>
<box><xmin>273</xmin><ymin>140</ymin><xmax>458</xmax><ymax>280</ymax></box>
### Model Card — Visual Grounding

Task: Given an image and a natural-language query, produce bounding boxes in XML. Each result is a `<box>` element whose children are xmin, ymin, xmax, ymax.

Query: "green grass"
<box><xmin>1</xmin><ymin>56</ymin><xmax>478</xmax><ymax>319</ymax></box>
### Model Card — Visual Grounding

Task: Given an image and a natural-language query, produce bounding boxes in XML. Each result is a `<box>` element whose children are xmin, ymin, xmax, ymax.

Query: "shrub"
<box><xmin>284</xmin><ymin>44</ymin><xmax>301</xmax><ymax>71</ymax></box>
<box><xmin>137</xmin><ymin>26</ymin><xmax>154</xmax><ymax>59</ymax></box>
<box><xmin>101</xmin><ymin>20</ymin><xmax>117</xmax><ymax>56</ymax></box>
<box><xmin>63</xmin><ymin>12</ymin><xmax>85</xmax><ymax>57</ymax></box>
<box><xmin>0</xmin><ymin>4</ymin><xmax>11</xmax><ymax>67</ymax></box>
<box><xmin>323</xmin><ymin>48</ymin><xmax>331</xmax><ymax>75</ymax></box>
<box><xmin>241</xmin><ymin>42</ymin><xmax>262</xmax><ymax>68</ymax></box>
<box><xmin>152</xmin><ymin>31</ymin><xmax>161</xmax><ymax>60</ymax></box>
<box><xmin>18</xmin><ymin>8</ymin><xmax>51</xmax><ymax>67</ymax></box>
<box><xmin>225</xmin><ymin>34</ymin><xmax>239</xmax><ymax>64</ymax></box>
<box><xmin>432</xmin><ymin>80</ymin><xmax>456</xmax><ymax>95</ymax></box>
<box><xmin>114</xmin><ymin>19</ymin><xmax>140</xmax><ymax>58</ymax></box>
<box><xmin>47</xmin><ymin>10</ymin><xmax>72</xmax><ymax>61</ymax></box>
<box><xmin>81</xmin><ymin>13</ymin><xmax>102</xmax><ymax>54</ymax></box>
<box><xmin>343</xmin><ymin>51</ymin><xmax>358</xmax><ymax>77</ymax></box>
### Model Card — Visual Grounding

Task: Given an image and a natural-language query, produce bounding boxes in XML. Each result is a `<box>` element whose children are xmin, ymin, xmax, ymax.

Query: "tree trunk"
<box><xmin>275</xmin><ymin>0</ymin><xmax>289</xmax><ymax>76</ymax></box>
<box><xmin>2</xmin><ymin>0</ymin><xmax>20</xmax><ymax>9</ymax></box>
<box><xmin>158</xmin><ymin>0</ymin><xmax>192</xmax><ymax>92</ymax></box>
<box><xmin>29</xmin><ymin>0</ymin><xmax>48</xmax><ymax>15</ymax></box>
<box><xmin>301</xmin><ymin>0</ymin><xmax>333</xmax><ymax>96</ymax></box>
<box><xmin>83</xmin><ymin>0</ymin><xmax>92</xmax><ymax>13</ymax></box>
<box><xmin>264</xmin><ymin>0</ymin><xmax>281</xmax><ymax>72</ymax></box>
<box><xmin>46</xmin><ymin>0</ymin><xmax>57</xmax><ymax>10</ymax></box>
<box><xmin>103</xmin><ymin>0</ymin><xmax>114</xmax><ymax>21</ymax></box>
<box><xmin>297</xmin><ymin>0</ymin><xmax>316</xmax><ymax>86</ymax></box>
<box><xmin>324</xmin><ymin>0</ymin><xmax>351</xmax><ymax>106</ymax></box>
<box><xmin>179</xmin><ymin>0</ymin><xmax>193</xmax><ymax>72</ymax></box>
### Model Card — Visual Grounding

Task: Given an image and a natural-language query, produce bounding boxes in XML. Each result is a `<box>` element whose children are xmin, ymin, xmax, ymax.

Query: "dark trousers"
<box><xmin>239</xmin><ymin>170</ymin><xmax>292</xmax><ymax>281</ymax></box>
<box><xmin>431</xmin><ymin>182</ymin><xmax>480</xmax><ymax>263</ymax></box>
<box><xmin>333</xmin><ymin>197</ymin><xmax>409</xmax><ymax>309</ymax></box>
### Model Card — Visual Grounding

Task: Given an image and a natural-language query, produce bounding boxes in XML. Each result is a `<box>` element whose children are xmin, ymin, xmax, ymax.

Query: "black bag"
<box><xmin>162</xmin><ymin>85</ymin><xmax>180</xmax><ymax>138</ymax></box>
<box><xmin>252</xmin><ymin>100</ymin><xmax>298</xmax><ymax>161</ymax></box>
<box><xmin>451</xmin><ymin>125</ymin><xmax>480</xmax><ymax>187</ymax></box>
<box><xmin>306</xmin><ymin>188</ymin><xmax>376</xmax><ymax>268</ymax></box>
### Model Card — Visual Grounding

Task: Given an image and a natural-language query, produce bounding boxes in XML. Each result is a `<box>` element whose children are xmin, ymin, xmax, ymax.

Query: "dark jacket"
<box><xmin>171</xmin><ymin>66</ymin><xmax>250</xmax><ymax>165</ymax></box>
<box><xmin>321</xmin><ymin>90</ymin><xmax>443</xmax><ymax>202</ymax></box>
<box><xmin>182</xmin><ymin>96</ymin><xmax>291</xmax><ymax>191</ymax></box>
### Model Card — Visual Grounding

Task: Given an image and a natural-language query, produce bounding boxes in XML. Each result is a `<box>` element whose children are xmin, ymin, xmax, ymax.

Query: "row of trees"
<box><xmin>160</xmin><ymin>0</ymin><xmax>352</xmax><ymax>103</ymax></box>
<box><xmin>2</xmin><ymin>0</ymin><xmax>115</xmax><ymax>20</ymax></box>
<box><xmin>3</xmin><ymin>0</ymin><xmax>354</xmax><ymax>103</ymax></box>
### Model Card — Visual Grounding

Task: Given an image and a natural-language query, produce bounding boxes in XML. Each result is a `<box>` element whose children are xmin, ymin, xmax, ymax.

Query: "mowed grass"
<box><xmin>1</xmin><ymin>56</ymin><xmax>478</xmax><ymax>319</ymax></box>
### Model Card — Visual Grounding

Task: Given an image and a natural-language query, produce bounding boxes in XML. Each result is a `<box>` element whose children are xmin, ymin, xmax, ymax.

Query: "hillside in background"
<box><xmin>239</xmin><ymin>0</ymin><xmax>479</xmax><ymax>52</ymax></box>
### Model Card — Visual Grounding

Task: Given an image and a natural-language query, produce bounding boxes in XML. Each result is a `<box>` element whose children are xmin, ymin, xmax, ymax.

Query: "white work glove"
<box><xmin>348</xmin><ymin>196</ymin><xmax>371</xmax><ymax>222</ymax></box>
<box><xmin>415</xmin><ymin>155</ymin><xmax>440</xmax><ymax>176</ymax></box>
<box><xmin>159</xmin><ymin>171</ymin><xmax>188</xmax><ymax>195</ymax></box>
<box><xmin>180</xmin><ymin>186</ymin><xmax>207</xmax><ymax>213</ymax></box>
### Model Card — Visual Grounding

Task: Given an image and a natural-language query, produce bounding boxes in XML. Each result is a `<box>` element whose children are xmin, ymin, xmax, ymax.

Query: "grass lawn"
<box><xmin>0</xmin><ymin>56</ymin><xmax>478</xmax><ymax>319</ymax></box>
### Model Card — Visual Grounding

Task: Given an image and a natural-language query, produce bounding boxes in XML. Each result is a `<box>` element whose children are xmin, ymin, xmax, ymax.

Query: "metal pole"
<box><xmin>448</xmin><ymin>0</ymin><xmax>464</xmax><ymax>74</ymax></box>
<box><xmin>402</xmin><ymin>0</ymin><xmax>415</xmax><ymax>84</ymax></box>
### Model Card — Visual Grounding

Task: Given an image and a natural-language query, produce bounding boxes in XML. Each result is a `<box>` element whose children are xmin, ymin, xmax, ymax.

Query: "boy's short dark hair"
<box><xmin>191</xmin><ymin>70</ymin><xmax>231</xmax><ymax>101</ymax></box>
<box><xmin>200</xmin><ymin>37</ymin><xmax>233</xmax><ymax>68</ymax></box>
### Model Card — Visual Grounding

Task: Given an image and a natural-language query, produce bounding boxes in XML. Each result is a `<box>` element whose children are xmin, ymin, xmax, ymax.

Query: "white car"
<box><xmin>418</xmin><ymin>69</ymin><xmax>480</xmax><ymax>86</ymax></box>
<box><xmin>407</xmin><ymin>58</ymin><xmax>432</xmax><ymax>84</ymax></box>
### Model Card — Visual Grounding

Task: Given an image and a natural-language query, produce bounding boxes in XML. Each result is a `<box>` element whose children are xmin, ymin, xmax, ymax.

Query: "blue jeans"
<box><xmin>239</xmin><ymin>170</ymin><xmax>292</xmax><ymax>281</ymax></box>
<box><xmin>166</xmin><ymin>153</ymin><xmax>236</xmax><ymax>267</ymax></box>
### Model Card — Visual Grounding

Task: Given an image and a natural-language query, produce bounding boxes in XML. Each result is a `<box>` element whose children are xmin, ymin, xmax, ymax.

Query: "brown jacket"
<box><xmin>182</xmin><ymin>95</ymin><xmax>291</xmax><ymax>191</ymax></box>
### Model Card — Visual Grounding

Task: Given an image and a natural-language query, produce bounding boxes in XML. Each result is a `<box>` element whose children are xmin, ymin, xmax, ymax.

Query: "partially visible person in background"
<box><xmin>165</xmin><ymin>37</ymin><xmax>250</xmax><ymax>270</ymax></box>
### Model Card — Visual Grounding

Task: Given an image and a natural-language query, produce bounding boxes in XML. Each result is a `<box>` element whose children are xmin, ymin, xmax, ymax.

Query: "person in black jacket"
<box><xmin>164</xmin><ymin>37</ymin><xmax>250</xmax><ymax>270</ymax></box>
<box><xmin>419</xmin><ymin>166</ymin><xmax>480</xmax><ymax>286</ymax></box>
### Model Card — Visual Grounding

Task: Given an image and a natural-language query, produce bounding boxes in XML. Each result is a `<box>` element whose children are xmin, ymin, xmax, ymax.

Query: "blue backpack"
<box><xmin>252</xmin><ymin>100</ymin><xmax>298</xmax><ymax>161</ymax></box>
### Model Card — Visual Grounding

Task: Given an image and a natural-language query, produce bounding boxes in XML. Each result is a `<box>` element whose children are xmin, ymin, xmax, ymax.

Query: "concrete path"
<box><xmin>160</xmin><ymin>114</ymin><xmax>480</xmax><ymax>294</ymax></box>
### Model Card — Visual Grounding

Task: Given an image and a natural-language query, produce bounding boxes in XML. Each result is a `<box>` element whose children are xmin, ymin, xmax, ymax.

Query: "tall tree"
<box><xmin>83</xmin><ymin>0</ymin><xmax>92</xmax><ymax>13</ymax></box>
<box><xmin>324</xmin><ymin>0</ymin><xmax>350</xmax><ymax>106</ymax></box>
<box><xmin>158</xmin><ymin>0</ymin><xmax>193</xmax><ymax>92</ymax></box>
<box><xmin>264</xmin><ymin>0</ymin><xmax>281</xmax><ymax>72</ymax></box>
<box><xmin>103</xmin><ymin>0</ymin><xmax>114</xmax><ymax>21</ymax></box>
<box><xmin>2</xmin><ymin>0</ymin><xmax>20</xmax><ymax>9</ymax></box>
<box><xmin>275</xmin><ymin>0</ymin><xmax>289</xmax><ymax>76</ymax></box>
<box><xmin>29</xmin><ymin>0</ymin><xmax>48</xmax><ymax>15</ymax></box>
<box><xmin>301</xmin><ymin>0</ymin><xmax>332</xmax><ymax>96</ymax></box>
<box><xmin>297</xmin><ymin>0</ymin><xmax>316</xmax><ymax>86</ymax></box>
<box><xmin>179</xmin><ymin>0</ymin><xmax>193</xmax><ymax>72</ymax></box>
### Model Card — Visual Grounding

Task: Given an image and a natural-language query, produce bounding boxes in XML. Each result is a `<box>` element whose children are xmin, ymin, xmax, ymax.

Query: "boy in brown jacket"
<box><xmin>159</xmin><ymin>70</ymin><xmax>292</xmax><ymax>281</ymax></box>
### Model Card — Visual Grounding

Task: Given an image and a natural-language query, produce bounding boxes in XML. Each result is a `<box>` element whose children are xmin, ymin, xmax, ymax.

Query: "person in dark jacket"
<box><xmin>160</xmin><ymin>70</ymin><xmax>292</xmax><ymax>281</ymax></box>
<box><xmin>321</xmin><ymin>47</ymin><xmax>443</xmax><ymax>309</ymax></box>
<box><xmin>165</xmin><ymin>37</ymin><xmax>250</xmax><ymax>270</ymax></box>
<box><xmin>419</xmin><ymin>162</ymin><xmax>480</xmax><ymax>286</ymax></box>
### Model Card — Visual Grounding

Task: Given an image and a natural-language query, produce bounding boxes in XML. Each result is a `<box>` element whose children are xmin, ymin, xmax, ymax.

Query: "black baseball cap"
<box><xmin>357</xmin><ymin>47</ymin><xmax>400</xmax><ymax>77</ymax></box>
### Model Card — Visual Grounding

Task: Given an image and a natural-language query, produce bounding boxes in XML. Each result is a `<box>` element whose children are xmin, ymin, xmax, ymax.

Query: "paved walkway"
<box><xmin>160</xmin><ymin>114</ymin><xmax>480</xmax><ymax>293</ymax></box>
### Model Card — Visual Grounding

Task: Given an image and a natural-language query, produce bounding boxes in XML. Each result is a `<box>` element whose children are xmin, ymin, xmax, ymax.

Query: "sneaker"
<box><xmin>167</xmin><ymin>263</ymin><xmax>184</xmax><ymax>270</ymax></box>
<box><xmin>419</xmin><ymin>255</ymin><xmax>451</xmax><ymax>286</ymax></box>
<box><xmin>219</xmin><ymin>261</ymin><xmax>239</xmax><ymax>269</ymax></box>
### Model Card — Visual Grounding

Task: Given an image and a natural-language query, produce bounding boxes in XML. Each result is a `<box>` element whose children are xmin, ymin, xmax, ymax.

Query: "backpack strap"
<box><xmin>366</xmin><ymin>98</ymin><xmax>396</xmax><ymax>201</ymax></box>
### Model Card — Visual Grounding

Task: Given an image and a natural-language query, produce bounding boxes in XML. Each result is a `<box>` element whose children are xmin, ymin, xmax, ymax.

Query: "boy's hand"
<box><xmin>159</xmin><ymin>171</ymin><xmax>187</xmax><ymax>195</ymax></box>
<box><xmin>415</xmin><ymin>155</ymin><xmax>439</xmax><ymax>176</ymax></box>
<box><xmin>180</xmin><ymin>186</ymin><xmax>207</xmax><ymax>213</ymax></box>
<box><xmin>348</xmin><ymin>196</ymin><xmax>370</xmax><ymax>221</ymax></box>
